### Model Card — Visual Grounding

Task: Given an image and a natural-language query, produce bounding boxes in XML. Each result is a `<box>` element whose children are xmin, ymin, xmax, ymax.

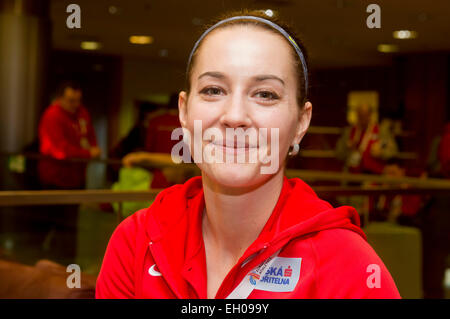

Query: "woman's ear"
<box><xmin>178</xmin><ymin>91</ymin><xmax>188</xmax><ymax>128</ymax></box>
<box><xmin>294</xmin><ymin>101</ymin><xmax>312</xmax><ymax>144</ymax></box>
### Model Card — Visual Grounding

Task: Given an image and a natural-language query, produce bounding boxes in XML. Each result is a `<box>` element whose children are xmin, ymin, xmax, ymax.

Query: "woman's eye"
<box><xmin>255</xmin><ymin>91</ymin><xmax>279</xmax><ymax>100</ymax></box>
<box><xmin>200</xmin><ymin>87</ymin><xmax>223</xmax><ymax>96</ymax></box>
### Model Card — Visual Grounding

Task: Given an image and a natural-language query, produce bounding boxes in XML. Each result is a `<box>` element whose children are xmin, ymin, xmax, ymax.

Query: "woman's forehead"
<box><xmin>192</xmin><ymin>26</ymin><xmax>295</xmax><ymax>79</ymax></box>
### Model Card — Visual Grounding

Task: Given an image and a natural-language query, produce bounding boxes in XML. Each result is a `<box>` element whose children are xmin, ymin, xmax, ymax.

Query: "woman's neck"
<box><xmin>201</xmin><ymin>169</ymin><xmax>284</xmax><ymax>262</ymax></box>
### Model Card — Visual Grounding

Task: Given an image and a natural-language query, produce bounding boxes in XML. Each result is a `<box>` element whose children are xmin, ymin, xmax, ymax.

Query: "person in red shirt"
<box><xmin>336</xmin><ymin>104</ymin><xmax>392</xmax><ymax>175</ymax></box>
<box><xmin>145</xmin><ymin>94</ymin><xmax>182</xmax><ymax>155</ymax></box>
<box><xmin>143</xmin><ymin>94</ymin><xmax>188</xmax><ymax>188</ymax></box>
<box><xmin>37</xmin><ymin>81</ymin><xmax>100</xmax><ymax>264</ymax></box>
<box><xmin>96</xmin><ymin>10</ymin><xmax>400</xmax><ymax>299</ymax></box>
<box><xmin>38</xmin><ymin>81</ymin><xmax>100</xmax><ymax>189</ymax></box>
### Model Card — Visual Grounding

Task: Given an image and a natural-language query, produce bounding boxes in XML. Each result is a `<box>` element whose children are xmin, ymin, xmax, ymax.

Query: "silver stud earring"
<box><xmin>288</xmin><ymin>143</ymin><xmax>300</xmax><ymax>156</ymax></box>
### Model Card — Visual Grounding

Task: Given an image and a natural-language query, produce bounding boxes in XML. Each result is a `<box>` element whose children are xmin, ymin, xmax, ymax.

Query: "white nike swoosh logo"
<box><xmin>148</xmin><ymin>264</ymin><xmax>162</xmax><ymax>277</ymax></box>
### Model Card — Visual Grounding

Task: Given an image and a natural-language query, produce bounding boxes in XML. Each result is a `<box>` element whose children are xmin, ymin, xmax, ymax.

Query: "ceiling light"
<box><xmin>393</xmin><ymin>30</ymin><xmax>418</xmax><ymax>39</ymax></box>
<box><xmin>264</xmin><ymin>9</ymin><xmax>274</xmax><ymax>17</ymax></box>
<box><xmin>81</xmin><ymin>41</ymin><xmax>101</xmax><ymax>50</ymax></box>
<box><xmin>377</xmin><ymin>44</ymin><xmax>399</xmax><ymax>53</ymax></box>
<box><xmin>129</xmin><ymin>35</ymin><xmax>153</xmax><ymax>45</ymax></box>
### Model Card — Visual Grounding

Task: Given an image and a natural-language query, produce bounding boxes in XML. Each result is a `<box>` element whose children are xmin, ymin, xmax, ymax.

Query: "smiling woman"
<box><xmin>95</xmin><ymin>9</ymin><xmax>401</xmax><ymax>299</ymax></box>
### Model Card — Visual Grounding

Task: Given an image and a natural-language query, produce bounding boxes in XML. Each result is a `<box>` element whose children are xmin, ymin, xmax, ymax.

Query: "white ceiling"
<box><xmin>50</xmin><ymin>0</ymin><xmax>450</xmax><ymax>69</ymax></box>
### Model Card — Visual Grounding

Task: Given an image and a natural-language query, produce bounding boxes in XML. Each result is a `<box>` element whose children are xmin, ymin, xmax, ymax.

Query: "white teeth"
<box><xmin>211</xmin><ymin>141</ymin><xmax>257</xmax><ymax>148</ymax></box>
<box><xmin>217</xmin><ymin>144</ymin><xmax>255</xmax><ymax>149</ymax></box>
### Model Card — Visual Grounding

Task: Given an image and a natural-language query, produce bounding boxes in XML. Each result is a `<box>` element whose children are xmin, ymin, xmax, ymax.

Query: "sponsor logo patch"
<box><xmin>251</xmin><ymin>257</ymin><xmax>302</xmax><ymax>292</ymax></box>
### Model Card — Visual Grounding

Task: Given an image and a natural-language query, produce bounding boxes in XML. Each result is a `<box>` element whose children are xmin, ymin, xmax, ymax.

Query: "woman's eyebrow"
<box><xmin>253</xmin><ymin>74</ymin><xmax>285</xmax><ymax>85</ymax></box>
<box><xmin>198</xmin><ymin>71</ymin><xmax>225</xmax><ymax>80</ymax></box>
<box><xmin>197</xmin><ymin>72</ymin><xmax>284</xmax><ymax>86</ymax></box>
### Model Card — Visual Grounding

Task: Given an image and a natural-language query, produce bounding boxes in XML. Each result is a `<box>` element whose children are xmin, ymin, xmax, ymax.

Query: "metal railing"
<box><xmin>1</xmin><ymin>173</ymin><xmax>449</xmax><ymax>224</ymax></box>
<box><xmin>2</xmin><ymin>151</ymin><xmax>449</xmax><ymax>225</ymax></box>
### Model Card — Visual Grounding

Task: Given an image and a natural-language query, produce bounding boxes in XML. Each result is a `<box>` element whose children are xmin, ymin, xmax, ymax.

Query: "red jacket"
<box><xmin>38</xmin><ymin>102</ymin><xmax>97</xmax><ymax>188</ymax></box>
<box><xmin>96</xmin><ymin>176</ymin><xmax>400</xmax><ymax>299</ymax></box>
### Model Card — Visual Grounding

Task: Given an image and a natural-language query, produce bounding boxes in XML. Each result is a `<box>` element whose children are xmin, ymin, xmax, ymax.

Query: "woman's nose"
<box><xmin>219</xmin><ymin>94</ymin><xmax>252</xmax><ymax>128</ymax></box>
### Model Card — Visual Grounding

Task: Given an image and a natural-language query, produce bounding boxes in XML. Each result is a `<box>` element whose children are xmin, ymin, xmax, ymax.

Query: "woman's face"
<box><xmin>179</xmin><ymin>25</ymin><xmax>312</xmax><ymax>189</ymax></box>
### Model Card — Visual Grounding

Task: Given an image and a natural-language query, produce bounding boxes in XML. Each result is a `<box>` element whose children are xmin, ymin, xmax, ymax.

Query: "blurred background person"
<box><xmin>38</xmin><ymin>80</ymin><xmax>101</xmax><ymax>188</ymax></box>
<box><xmin>335</xmin><ymin>103</ymin><xmax>399</xmax><ymax>224</ymax></box>
<box><xmin>369</xmin><ymin>160</ymin><xmax>425</xmax><ymax>224</ymax></box>
<box><xmin>109</xmin><ymin>101</ymin><xmax>159</xmax><ymax>160</ymax></box>
<box><xmin>120</xmin><ymin>93</ymin><xmax>193</xmax><ymax>188</ymax></box>
<box><xmin>336</xmin><ymin>103</ymin><xmax>398</xmax><ymax>175</ymax></box>
<box><xmin>36</xmin><ymin>80</ymin><xmax>100</xmax><ymax>264</ymax></box>
<box><xmin>144</xmin><ymin>93</ymin><xmax>180</xmax><ymax>155</ymax></box>
<box><xmin>108</xmin><ymin>101</ymin><xmax>159</xmax><ymax>184</ymax></box>
<box><xmin>144</xmin><ymin>93</ymin><xmax>186</xmax><ymax>187</ymax></box>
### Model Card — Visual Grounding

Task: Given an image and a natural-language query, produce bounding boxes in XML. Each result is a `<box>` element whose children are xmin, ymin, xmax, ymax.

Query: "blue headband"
<box><xmin>186</xmin><ymin>15</ymin><xmax>308</xmax><ymax>97</ymax></box>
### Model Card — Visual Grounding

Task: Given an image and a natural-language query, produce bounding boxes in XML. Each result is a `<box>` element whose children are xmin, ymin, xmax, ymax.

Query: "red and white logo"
<box><xmin>148</xmin><ymin>264</ymin><xmax>162</xmax><ymax>277</ymax></box>
<box><xmin>284</xmin><ymin>266</ymin><xmax>292</xmax><ymax>277</ymax></box>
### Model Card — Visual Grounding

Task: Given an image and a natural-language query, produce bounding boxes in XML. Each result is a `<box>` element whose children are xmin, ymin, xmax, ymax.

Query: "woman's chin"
<box><xmin>199</xmin><ymin>162</ymin><xmax>273</xmax><ymax>190</ymax></box>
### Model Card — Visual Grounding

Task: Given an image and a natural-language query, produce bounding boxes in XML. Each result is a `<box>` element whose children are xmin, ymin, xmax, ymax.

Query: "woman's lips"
<box><xmin>212</xmin><ymin>140</ymin><xmax>257</xmax><ymax>148</ymax></box>
<box><xmin>209</xmin><ymin>141</ymin><xmax>258</xmax><ymax>155</ymax></box>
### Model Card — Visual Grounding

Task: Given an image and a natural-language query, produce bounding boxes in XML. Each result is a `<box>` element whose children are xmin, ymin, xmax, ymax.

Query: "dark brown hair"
<box><xmin>56</xmin><ymin>80</ymin><xmax>82</xmax><ymax>97</ymax></box>
<box><xmin>185</xmin><ymin>9</ymin><xmax>309</xmax><ymax>107</ymax></box>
